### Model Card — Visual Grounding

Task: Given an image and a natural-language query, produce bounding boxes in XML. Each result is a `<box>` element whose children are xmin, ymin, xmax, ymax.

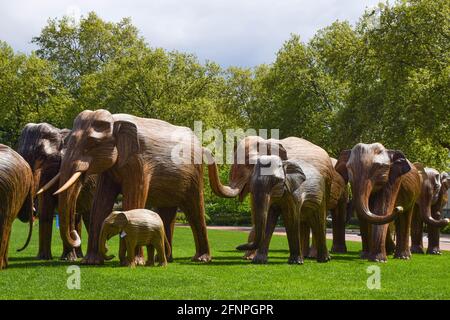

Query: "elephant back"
<box><xmin>0</xmin><ymin>144</ymin><xmax>33</xmax><ymax>217</ymax></box>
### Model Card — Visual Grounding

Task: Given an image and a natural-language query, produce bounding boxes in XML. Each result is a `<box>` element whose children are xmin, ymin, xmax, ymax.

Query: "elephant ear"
<box><xmin>413</xmin><ymin>162</ymin><xmax>425</xmax><ymax>174</ymax></box>
<box><xmin>388</xmin><ymin>150</ymin><xmax>411</xmax><ymax>183</ymax></box>
<box><xmin>59</xmin><ymin>128</ymin><xmax>72</xmax><ymax>149</ymax></box>
<box><xmin>283</xmin><ymin>160</ymin><xmax>306</xmax><ymax>199</ymax></box>
<box><xmin>113</xmin><ymin>121</ymin><xmax>140</xmax><ymax>168</ymax></box>
<box><xmin>335</xmin><ymin>150</ymin><xmax>351</xmax><ymax>183</ymax></box>
<box><xmin>441</xmin><ymin>172</ymin><xmax>450</xmax><ymax>190</ymax></box>
<box><xmin>112</xmin><ymin>212</ymin><xmax>129</xmax><ymax>229</ymax></box>
<box><xmin>267</xmin><ymin>142</ymin><xmax>288</xmax><ymax>160</ymax></box>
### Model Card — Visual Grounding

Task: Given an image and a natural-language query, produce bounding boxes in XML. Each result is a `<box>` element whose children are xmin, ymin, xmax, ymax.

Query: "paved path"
<box><xmin>196</xmin><ymin>225</ymin><xmax>450</xmax><ymax>252</ymax></box>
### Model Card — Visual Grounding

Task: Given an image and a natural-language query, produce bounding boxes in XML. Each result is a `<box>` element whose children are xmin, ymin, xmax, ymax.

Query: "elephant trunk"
<box><xmin>236</xmin><ymin>191</ymin><xmax>270</xmax><ymax>251</ymax></box>
<box><xmin>16</xmin><ymin>183</ymin><xmax>34</xmax><ymax>252</ymax></box>
<box><xmin>353</xmin><ymin>180</ymin><xmax>402</xmax><ymax>225</ymax></box>
<box><xmin>99</xmin><ymin>226</ymin><xmax>115</xmax><ymax>261</ymax></box>
<box><xmin>420</xmin><ymin>183</ymin><xmax>449</xmax><ymax>227</ymax></box>
<box><xmin>203</xmin><ymin>148</ymin><xmax>242</xmax><ymax>198</ymax></box>
<box><xmin>57</xmin><ymin>171</ymin><xmax>83</xmax><ymax>249</ymax></box>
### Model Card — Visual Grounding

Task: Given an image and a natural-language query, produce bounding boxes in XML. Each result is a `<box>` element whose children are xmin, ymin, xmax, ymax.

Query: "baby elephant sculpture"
<box><xmin>99</xmin><ymin>209</ymin><xmax>170</xmax><ymax>267</ymax></box>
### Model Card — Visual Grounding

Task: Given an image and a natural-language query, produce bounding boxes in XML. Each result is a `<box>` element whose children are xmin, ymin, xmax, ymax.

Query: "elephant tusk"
<box><xmin>53</xmin><ymin>172</ymin><xmax>82</xmax><ymax>195</ymax></box>
<box><xmin>36</xmin><ymin>173</ymin><xmax>60</xmax><ymax>195</ymax></box>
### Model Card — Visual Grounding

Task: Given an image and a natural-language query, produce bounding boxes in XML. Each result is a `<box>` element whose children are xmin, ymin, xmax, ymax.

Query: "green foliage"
<box><xmin>203</xmin><ymin>165</ymin><xmax>252</xmax><ymax>226</ymax></box>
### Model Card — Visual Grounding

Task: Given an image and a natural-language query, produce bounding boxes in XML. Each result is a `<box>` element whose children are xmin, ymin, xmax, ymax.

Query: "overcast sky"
<box><xmin>1</xmin><ymin>0</ymin><xmax>381</xmax><ymax>67</ymax></box>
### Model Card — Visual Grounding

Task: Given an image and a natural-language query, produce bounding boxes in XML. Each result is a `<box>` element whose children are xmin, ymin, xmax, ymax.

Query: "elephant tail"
<box><xmin>17</xmin><ymin>188</ymin><xmax>34</xmax><ymax>252</ymax></box>
<box><xmin>164</xmin><ymin>232</ymin><xmax>171</xmax><ymax>259</ymax></box>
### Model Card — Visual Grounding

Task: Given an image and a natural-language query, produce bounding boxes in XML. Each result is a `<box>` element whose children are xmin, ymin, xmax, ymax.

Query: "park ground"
<box><xmin>1</xmin><ymin>221</ymin><xmax>450</xmax><ymax>300</ymax></box>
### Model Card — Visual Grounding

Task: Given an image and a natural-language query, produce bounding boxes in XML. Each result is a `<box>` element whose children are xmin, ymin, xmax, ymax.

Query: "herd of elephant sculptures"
<box><xmin>0</xmin><ymin>109</ymin><xmax>448</xmax><ymax>269</ymax></box>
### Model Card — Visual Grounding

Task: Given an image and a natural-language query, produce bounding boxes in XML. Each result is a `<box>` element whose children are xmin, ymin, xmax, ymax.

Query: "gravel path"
<box><xmin>189</xmin><ymin>225</ymin><xmax>450</xmax><ymax>252</ymax></box>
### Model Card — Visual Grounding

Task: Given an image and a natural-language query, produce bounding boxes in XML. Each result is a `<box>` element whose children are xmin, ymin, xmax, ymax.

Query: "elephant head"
<box><xmin>414</xmin><ymin>164</ymin><xmax>450</xmax><ymax>227</ymax></box>
<box><xmin>236</xmin><ymin>155</ymin><xmax>306</xmax><ymax>251</ymax></box>
<box><xmin>54</xmin><ymin>109</ymin><xmax>140</xmax><ymax>249</ymax></box>
<box><xmin>335</xmin><ymin>143</ymin><xmax>411</xmax><ymax>225</ymax></box>
<box><xmin>17</xmin><ymin>123</ymin><xmax>70</xmax><ymax>196</ymax></box>
<box><xmin>99</xmin><ymin>211</ymin><xmax>129</xmax><ymax>261</ymax></box>
<box><xmin>207</xmin><ymin>136</ymin><xmax>288</xmax><ymax>201</ymax></box>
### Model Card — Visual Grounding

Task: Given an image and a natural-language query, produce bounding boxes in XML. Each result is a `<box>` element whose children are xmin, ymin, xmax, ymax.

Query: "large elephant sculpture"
<box><xmin>206</xmin><ymin>136</ymin><xmax>333</xmax><ymax>263</ymax></box>
<box><xmin>410</xmin><ymin>165</ymin><xmax>449</xmax><ymax>254</ymax></box>
<box><xmin>17</xmin><ymin>123</ymin><xmax>96</xmax><ymax>260</ymax></box>
<box><xmin>335</xmin><ymin>142</ymin><xmax>433</xmax><ymax>262</ymax></box>
<box><xmin>52</xmin><ymin>109</ymin><xmax>211</xmax><ymax>265</ymax></box>
<box><xmin>0</xmin><ymin>144</ymin><xmax>34</xmax><ymax>269</ymax></box>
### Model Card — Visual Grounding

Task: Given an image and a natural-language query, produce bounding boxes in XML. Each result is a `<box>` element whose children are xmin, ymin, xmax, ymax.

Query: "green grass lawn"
<box><xmin>1</xmin><ymin>220</ymin><xmax>450</xmax><ymax>300</ymax></box>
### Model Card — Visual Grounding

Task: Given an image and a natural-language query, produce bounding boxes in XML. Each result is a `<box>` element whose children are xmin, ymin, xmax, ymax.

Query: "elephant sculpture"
<box><xmin>52</xmin><ymin>109</ymin><xmax>212</xmax><ymax>265</ymax></box>
<box><xmin>99</xmin><ymin>209</ymin><xmax>169</xmax><ymax>267</ymax></box>
<box><xmin>335</xmin><ymin>142</ymin><xmax>426</xmax><ymax>262</ymax></box>
<box><xmin>0</xmin><ymin>144</ymin><xmax>34</xmax><ymax>269</ymax></box>
<box><xmin>206</xmin><ymin>136</ymin><xmax>333</xmax><ymax>263</ymax></box>
<box><xmin>17</xmin><ymin>123</ymin><xmax>96</xmax><ymax>260</ymax></box>
<box><xmin>410</xmin><ymin>165</ymin><xmax>449</xmax><ymax>254</ymax></box>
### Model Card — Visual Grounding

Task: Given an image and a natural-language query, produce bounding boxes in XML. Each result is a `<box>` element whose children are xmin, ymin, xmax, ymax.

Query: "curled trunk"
<box><xmin>420</xmin><ymin>185</ymin><xmax>449</xmax><ymax>227</ymax></box>
<box><xmin>16</xmin><ymin>185</ymin><xmax>34</xmax><ymax>252</ymax></box>
<box><xmin>57</xmin><ymin>173</ymin><xmax>82</xmax><ymax>249</ymax></box>
<box><xmin>353</xmin><ymin>181</ymin><xmax>401</xmax><ymax>225</ymax></box>
<box><xmin>203</xmin><ymin>148</ymin><xmax>241</xmax><ymax>198</ymax></box>
<box><xmin>99</xmin><ymin>227</ymin><xmax>114</xmax><ymax>261</ymax></box>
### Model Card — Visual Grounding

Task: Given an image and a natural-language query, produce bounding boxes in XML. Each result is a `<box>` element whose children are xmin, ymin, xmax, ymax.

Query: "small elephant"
<box><xmin>99</xmin><ymin>209</ymin><xmax>170</xmax><ymax>267</ymax></box>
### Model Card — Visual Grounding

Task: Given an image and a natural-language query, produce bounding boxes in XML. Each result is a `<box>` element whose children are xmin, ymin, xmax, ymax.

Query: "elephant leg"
<box><xmin>331</xmin><ymin>200</ymin><xmax>347</xmax><ymax>253</ymax></box>
<box><xmin>359</xmin><ymin>217</ymin><xmax>370</xmax><ymax>259</ymax></box>
<box><xmin>410</xmin><ymin>206</ymin><xmax>424</xmax><ymax>254</ymax></box>
<box><xmin>0</xmin><ymin>210</ymin><xmax>13</xmax><ymax>270</ymax></box>
<box><xmin>306</xmin><ymin>206</ymin><xmax>330</xmax><ymax>263</ymax></box>
<box><xmin>281</xmin><ymin>207</ymin><xmax>302</xmax><ymax>265</ymax></box>
<box><xmin>120</xmin><ymin>168</ymin><xmax>150</xmax><ymax>266</ymax></box>
<box><xmin>146</xmin><ymin>245</ymin><xmax>155</xmax><ymax>266</ymax></box>
<box><xmin>125</xmin><ymin>239</ymin><xmax>137</xmax><ymax>268</ymax></box>
<box><xmin>82</xmin><ymin>172</ymin><xmax>120</xmax><ymax>265</ymax></box>
<box><xmin>156</xmin><ymin>207</ymin><xmax>177</xmax><ymax>262</ymax></box>
<box><xmin>119</xmin><ymin>237</ymin><xmax>127</xmax><ymax>266</ymax></box>
<box><xmin>393</xmin><ymin>209</ymin><xmax>412</xmax><ymax>260</ymax></box>
<box><xmin>368</xmin><ymin>223</ymin><xmax>389</xmax><ymax>262</ymax></box>
<box><xmin>252</xmin><ymin>206</ymin><xmax>280</xmax><ymax>264</ymax></box>
<box><xmin>427</xmin><ymin>225</ymin><xmax>441</xmax><ymax>255</ymax></box>
<box><xmin>299</xmin><ymin>221</ymin><xmax>310</xmax><ymax>258</ymax></box>
<box><xmin>243</xmin><ymin>227</ymin><xmax>256</xmax><ymax>260</ymax></box>
<box><xmin>385</xmin><ymin>224</ymin><xmax>396</xmax><ymax>255</ymax></box>
<box><xmin>183</xmin><ymin>190</ymin><xmax>211</xmax><ymax>263</ymax></box>
<box><xmin>37</xmin><ymin>194</ymin><xmax>55</xmax><ymax>260</ymax></box>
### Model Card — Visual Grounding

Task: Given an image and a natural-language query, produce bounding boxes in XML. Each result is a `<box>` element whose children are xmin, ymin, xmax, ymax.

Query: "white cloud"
<box><xmin>0</xmin><ymin>0</ymin><xmax>381</xmax><ymax>67</ymax></box>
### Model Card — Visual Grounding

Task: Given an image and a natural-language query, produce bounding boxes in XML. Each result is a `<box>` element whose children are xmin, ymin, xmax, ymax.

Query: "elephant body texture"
<box><xmin>56</xmin><ymin>110</ymin><xmax>210</xmax><ymax>265</ymax></box>
<box><xmin>100</xmin><ymin>209</ymin><xmax>169</xmax><ymax>267</ymax></box>
<box><xmin>0</xmin><ymin>144</ymin><xmax>34</xmax><ymax>269</ymax></box>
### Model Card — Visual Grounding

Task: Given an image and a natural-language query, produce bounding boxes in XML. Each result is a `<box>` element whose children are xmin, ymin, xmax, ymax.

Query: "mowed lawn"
<box><xmin>1</xmin><ymin>220</ymin><xmax>450</xmax><ymax>300</ymax></box>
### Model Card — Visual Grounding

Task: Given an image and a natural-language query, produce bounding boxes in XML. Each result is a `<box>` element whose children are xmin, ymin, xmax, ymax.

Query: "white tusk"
<box><xmin>36</xmin><ymin>173</ymin><xmax>60</xmax><ymax>195</ymax></box>
<box><xmin>53</xmin><ymin>172</ymin><xmax>82</xmax><ymax>195</ymax></box>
